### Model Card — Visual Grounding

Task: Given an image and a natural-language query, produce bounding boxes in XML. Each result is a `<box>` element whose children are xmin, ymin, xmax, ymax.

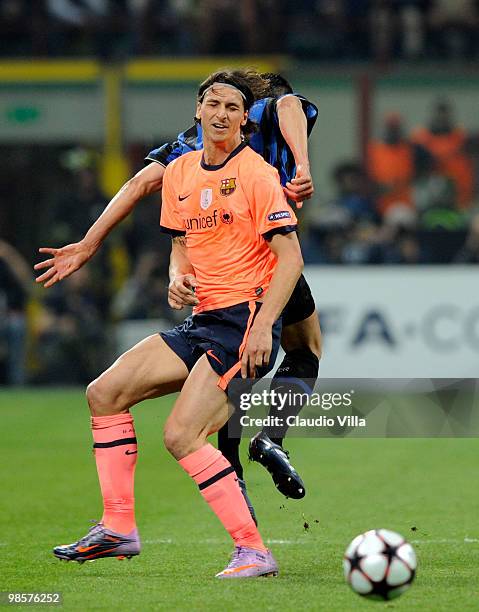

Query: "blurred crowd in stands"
<box><xmin>1</xmin><ymin>97</ymin><xmax>479</xmax><ymax>385</ymax></box>
<box><xmin>2</xmin><ymin>0</ymin><xmax>479</xmax><ymax>61</ymax></box>
<box><xmin>304</xmin><ymin>98</ymin><xmax>479</xmax><ymax>263</ymax></box>
<box><xmin>0</xmin><ymin>145</ymin><xmax>173</xmax><ymax>385</ymax></box>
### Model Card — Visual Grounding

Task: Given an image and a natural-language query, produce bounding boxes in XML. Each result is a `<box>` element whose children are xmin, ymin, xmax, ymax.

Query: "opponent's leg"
<box><xmin>280</xmin><ymin>306</ymin><xmax>322</xmax><ymax>359</ymax></box>
<box><xmin>265</xmin><ymin>310</ymin><xmax>321</xmax><ymax>445</ymax></box>
<box><xmin>164</xmin><ymin>355</ymin><xmax>277</xmax><ymax>578</ymax></box>
<box><xmin>249</xmin><ymin>311</ymin><xmax>321</xmax><ymax>498</ymax></box>
<box><xmin>54</xmin><ymin>334</ymin><xmax>188</xmax><ymax>563</ymax></box>
<box><xmin>217</xmin><ymin>412</ymin><xmax>243</xmax><ymax>479</ymax></box>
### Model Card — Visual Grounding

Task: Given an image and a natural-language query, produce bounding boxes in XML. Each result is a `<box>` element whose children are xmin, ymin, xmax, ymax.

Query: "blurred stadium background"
<box><xmin>1</xmin><ymin>0</ymin><xmax>479</xmax><ymax>385</ymax></box>
<box><xmin>1</xmin><ymin>4</ymin><xmax>479</xmax><ymax>610</ymax></box>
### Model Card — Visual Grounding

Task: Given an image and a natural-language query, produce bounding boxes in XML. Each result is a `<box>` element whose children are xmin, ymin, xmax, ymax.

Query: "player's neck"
<box><xmin>202</xmin><ymin>134</ymin><xmax>243</xmax><ymax>166</ymax></box>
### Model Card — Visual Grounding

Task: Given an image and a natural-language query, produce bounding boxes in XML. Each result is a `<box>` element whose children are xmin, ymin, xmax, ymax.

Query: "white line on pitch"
<box><xmin>266</xmin><ymin>539</ymin><xmax>308</xmax><ymax>544</ymax></box>
<box><xmin>142</xmin><ymin>537</ymin><xmax>478</xmax><ymax>546</ymax></box>
<box><xmin>410</xmin><ymin>538</ymin><xmax>478</xmax><ymax>544</ymax></box>
<box><xmin>143</xmin><ymin>538</ymin><xmax>174</xmax><ymax>544</ymax></box>
<box><xmin>142</xmin><ymin>538</ymin><xmax>310</xmax><ymax>545</ymax></box>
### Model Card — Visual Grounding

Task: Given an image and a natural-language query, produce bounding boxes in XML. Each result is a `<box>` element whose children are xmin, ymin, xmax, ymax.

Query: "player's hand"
<box><xmin>168</xmin><ymin>274</ymin><xmax>199</xmax><ymax>310</ymax></box>
<box><xmin>283</xmin><ymin>164</ymin><xmax>314</xmax><ymax>208</ymax></box>
<box><xmin>241</xmin><ymin>322</ymin><xmax>272</xmax><ymax>379</ymax></box>
<box><xmin>34</xmin><ymin>241</ymin><xmax>94</xmax><ymax>288</ymax></box>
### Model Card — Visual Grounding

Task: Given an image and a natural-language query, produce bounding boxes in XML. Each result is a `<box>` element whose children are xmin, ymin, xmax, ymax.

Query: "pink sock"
<box><xmin>91</xmin><ymin>413</ymin><xmax>137</xmax><ymax>534</ymax></box>
<box><xmin>179</xmin><ymin>444</ymin><xmax>266</xmax><ymax>551</ymax></box>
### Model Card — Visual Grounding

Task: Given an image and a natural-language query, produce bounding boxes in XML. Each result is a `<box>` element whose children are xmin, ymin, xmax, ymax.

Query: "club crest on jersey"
<box><xmin>220</xmin><ymin>208</ymin><xmax>234</xmax><ymax>224</ymax></box>
<box><xmin>220</xmin><ymin>177</ymin><xmax>237</xmax><ymax>196</ymax></box>
<box><xmin>200</xmin><ymin>188</ymin><xmax>213</xmax><ymax>210</ymax></box>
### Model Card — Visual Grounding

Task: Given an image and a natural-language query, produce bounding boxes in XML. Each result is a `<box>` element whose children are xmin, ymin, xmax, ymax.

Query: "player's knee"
<box><xmin>163</xmin><ymin>420</ymin><xmax>197</xmax><ymax>460</ymax></box>
<box><xmin>309</xmin><ymin>332</ymin><xmax>322</xmax><ymax>360</ymax></box>
<box><xmin>302</xmin><ymin>323</ymin><xmax>322</xmax><ymax>360</ymax></box>
<box><xmin>281</xmin><ymin>316</ymin><xmax>322</xmax><ymax>360</ymax></box>
<box><xmin>278</xmin><ymin>347</ymin><xmax>320</xmax><ymax>381</ymax></box>
<box><xmin>86</xmin><ymin>377</ymin><xmax>126</xmax><ymax>416</ymax></box>
<box><xmin>295</xmin><ymin>325</ymin><xmax>322</xmax><ymax>360</ymax></box>
<box><xmin>163</xmin><ymin>422</ymin><xmax>185</xmax><ymax>458</ymax></box>
<box><xmin>86</xmin><ymin>379</ymin><xmax>109</xmax><ymax>415</ymax></box>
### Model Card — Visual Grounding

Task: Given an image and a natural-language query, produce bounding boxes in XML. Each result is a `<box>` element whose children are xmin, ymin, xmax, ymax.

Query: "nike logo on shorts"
<box><xmin>206</xmin><ymin>349</ymin><xmax>223</xmax><ymax>366</ymax></box>
<box><xmin>125</xmin><ymin>450</ymin><xmax>138</xmax><ymax>455</ymax></box>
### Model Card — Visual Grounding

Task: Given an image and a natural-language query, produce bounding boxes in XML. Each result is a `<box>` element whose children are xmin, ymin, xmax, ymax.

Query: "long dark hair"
<box><xmin>261</xmin><ymin>72</ymin><xmax>293</xmax><ymax>97</ymax></box>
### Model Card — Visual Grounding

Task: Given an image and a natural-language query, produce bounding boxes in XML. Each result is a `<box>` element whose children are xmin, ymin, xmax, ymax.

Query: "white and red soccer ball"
<box><xmin>343</xmin><ymin>529</ymin><xmax>417</xmax><ymax>601</ymax></box>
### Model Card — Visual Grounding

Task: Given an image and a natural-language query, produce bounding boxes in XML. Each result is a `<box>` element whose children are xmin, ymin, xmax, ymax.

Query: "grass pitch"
<box><xmin>1</xmin><ymin>389</ymin><xmax>478</xmax><ymax>611</ymax></box>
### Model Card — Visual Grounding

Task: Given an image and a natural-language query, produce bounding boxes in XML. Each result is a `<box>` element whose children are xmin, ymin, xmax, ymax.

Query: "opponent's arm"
<box><xmin>168</xmin><ymin>237</ymin><xmax>198</xmax><ymax>310</ymax></box>
<box><xmin>241</xmin><ymin>231</ymin><xmax>303</xmax><ymax>378</ymax></box>
<box><xmin>35</xmin><ymin>162</ymin><xmax>165</xmax><ymax>288</ymax></box>
<box><xmin>276</xmin><ymin>95</ymin><xmax>314</xmax><ymax>206</ymax></box>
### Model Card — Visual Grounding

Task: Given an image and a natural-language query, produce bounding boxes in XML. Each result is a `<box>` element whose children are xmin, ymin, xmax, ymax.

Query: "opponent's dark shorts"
<box><xmin>282</xmin><ymin>273</ymin><xmax>316</xmax><ymax>327</ymax></box>
<box><xmin>160</xmin><ymin>301</ymin><xmax>282</xmax><ymax>390</ymax></box>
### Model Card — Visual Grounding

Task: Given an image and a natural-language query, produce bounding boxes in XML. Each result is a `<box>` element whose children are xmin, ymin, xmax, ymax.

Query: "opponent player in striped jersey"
<box><xmin>40</xmin><ymin>71</ymin><xmax>302</xmax><ymax>578</ymax></box>
<box><xmin>153</xmin><ymin>72</ymin><xmax>322</xmax><ymax>513</ymax></box>
<box><xmin>35</xmin><ymin>69</ymin><xmax>321</xmax><ymax>511</ymax></box>
<box><xmin>147</xmin><ymin>73</ymin><xmax>318</xmax><ymax>190</ymax></box>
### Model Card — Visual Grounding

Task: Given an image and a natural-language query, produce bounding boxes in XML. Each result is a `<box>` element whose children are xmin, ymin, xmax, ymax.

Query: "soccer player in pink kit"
<box><xmin>35</xmin><ymin>69</ymin><xmax>321</xmax><ymax>513</ymax></box>
<box><xmin>41</xmin><ymin>72</ymin><xmax>303</xmax><ymax>578</ymax></box>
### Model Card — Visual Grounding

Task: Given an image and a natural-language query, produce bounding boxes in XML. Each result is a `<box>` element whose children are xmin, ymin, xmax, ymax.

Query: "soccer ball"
<box><xmin>343</xmin><ymin>529</ymin><xmax>416</xmax><ymax>601</ymax></box>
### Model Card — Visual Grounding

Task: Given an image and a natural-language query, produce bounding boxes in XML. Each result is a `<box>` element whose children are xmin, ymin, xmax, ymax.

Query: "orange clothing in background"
<box><xmin>368</xmin><ymin>140</ymin><xmax>414</xmax><ymax>215</ymax></box>
<box><xmin>411</xmin><ymin>127</ymin><xmax>473</xmax><ymax>208</ymax></box>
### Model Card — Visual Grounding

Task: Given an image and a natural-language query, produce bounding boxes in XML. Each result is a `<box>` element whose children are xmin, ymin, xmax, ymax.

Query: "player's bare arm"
<box><xmin>241</xmin><ymin>231</ymin><xmax>303</xmax><ymax>378</ymax></box>
<box><xmin>276</xmin><ymin>94</ymin><xmax>314</xmax><ymax>206</ymax></box>
<box><xmin>34</xmin><ymin>162</ymin><xmax>165</xmax><ymax>288</ymax></box>
<box><xmin>168</xmin><ymin>236</ymin><xmax>199</xmax><ymax>310</ymax></box>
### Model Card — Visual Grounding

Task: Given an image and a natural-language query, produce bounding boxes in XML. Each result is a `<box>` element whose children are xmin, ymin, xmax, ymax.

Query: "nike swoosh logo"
<box><xmin>178</xmin><ymin>194</ymin><xmax>191</xmax><ymax>201</ymax></box>
<box><xmin>206</xmin><ymin>349</ymin><xmax>223</xmax><ymax>365</ymax></box>
<box><xmin>77</xmin><ymin>545</ymin><xmax>99</xmax><ymax>553</ymax></box>
<box><xmin>82</xmin><ymin>547</ymin><xmax>120</xmax><ymax>559</ymax></box>
<box><xmin>125</xmin><ymin>450</ymin><xmax>138</xmax><ymax>455</ymax></box>
<box><xmin>222</xmin><ymin>564</ymin><xmax>259</xmax><ymax>574</ymax></box>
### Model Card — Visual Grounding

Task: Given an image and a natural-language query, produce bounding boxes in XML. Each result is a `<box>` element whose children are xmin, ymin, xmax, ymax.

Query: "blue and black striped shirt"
<box><xmin>145</xmin><ymin>94</ymin><xmax>318</xmax><ymax>187</ymax></box>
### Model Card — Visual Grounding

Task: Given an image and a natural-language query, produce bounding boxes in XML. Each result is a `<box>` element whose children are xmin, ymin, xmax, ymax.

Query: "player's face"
<box><xmin>196</xmin><ymin>86</ymin><xmax>248</xmax><ymax>144</ymax></box>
